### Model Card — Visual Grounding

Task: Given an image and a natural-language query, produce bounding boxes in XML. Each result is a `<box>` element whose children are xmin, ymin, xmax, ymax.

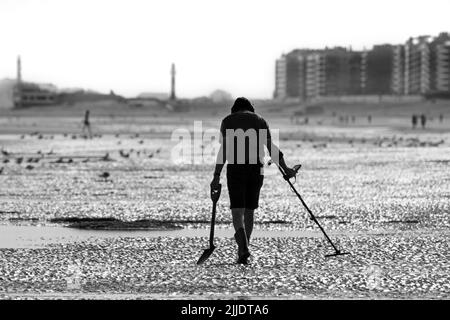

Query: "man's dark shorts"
<box><xmin>226</xmin><ymin>164</ymin><xmax>264</xmax><ymax>209</ymax></box>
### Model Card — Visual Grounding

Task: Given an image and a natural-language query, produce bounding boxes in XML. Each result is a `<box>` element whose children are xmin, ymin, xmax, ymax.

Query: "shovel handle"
<box><xmin>210</xmin><ymin>184</ymin><xmax>222</xmax><ymax>203</ymax></box>
<box><xmin>209</xmin><ymin>184</ymin><xmax>221</xmax><ymax>247</ymax></box>
<box><xmin>209</xmin><ymin>201</ymin><xmax>217</xmax><ymax>247</ymax></box>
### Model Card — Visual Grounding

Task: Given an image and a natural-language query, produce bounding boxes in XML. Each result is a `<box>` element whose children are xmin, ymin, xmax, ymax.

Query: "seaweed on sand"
<box><xmin>49</xmin><ymin>217</ymin><xmax>183</xmax><ymax>230</ymax></box>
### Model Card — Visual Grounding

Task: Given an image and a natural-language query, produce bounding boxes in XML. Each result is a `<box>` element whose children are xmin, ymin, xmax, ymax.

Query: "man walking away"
<box><xmin>82</xmin><ymin>110</ymin><xmax>93</xmax><ymax>139</ymax></box>
<box><xmin>412</xmin><ymin>114</ymin><xmax>417</xmax><ymax>129</ymax></box>
<box><xmin>210</xmin><ymin>97</ymin><xmax>296</xmax><ymax>264</ymax></box>
<box><xmin>420</xmin><ymin>114</ymin><xmax>426</xmax><ymax>129</ymax></box>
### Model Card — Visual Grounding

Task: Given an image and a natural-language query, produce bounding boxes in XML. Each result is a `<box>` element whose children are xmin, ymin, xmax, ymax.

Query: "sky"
<box><xmin>0</xmin><ymin>0</ymin><xmax>449</xmax><ymax>99</ymax></box>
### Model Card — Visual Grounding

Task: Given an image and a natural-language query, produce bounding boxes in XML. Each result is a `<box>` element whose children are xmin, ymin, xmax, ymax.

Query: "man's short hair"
<box><xmin>231</xmin><ymin>97</ymin><xmax>255</xmax><ymax>113</ymax></box>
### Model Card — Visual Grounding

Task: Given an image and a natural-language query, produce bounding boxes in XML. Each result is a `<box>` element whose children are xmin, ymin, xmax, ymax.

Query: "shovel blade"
<box><xmin>196</xmin><ymin>246</ymin><xmax>215</xmax><ymax>265</ymax></box>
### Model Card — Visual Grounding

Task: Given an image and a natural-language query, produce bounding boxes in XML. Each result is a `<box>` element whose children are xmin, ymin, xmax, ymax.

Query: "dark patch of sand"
<box><xmin>50</xmin><ymin>217</ymin><xmax>183</xmax><ymax>231</ymax></box>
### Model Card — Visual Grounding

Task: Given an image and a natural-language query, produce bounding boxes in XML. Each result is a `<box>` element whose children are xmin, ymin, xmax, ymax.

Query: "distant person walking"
<box><xmin>420</xmin><ymin>114</ymin><xmax>427</xmax><ymax>129</ymax></box>
<box><xmin>412</xmin><ymin>114</ymin><xmax>418</xmax><ymax>129</ymax></box>
<box><xmin>439</xmin><ymin>114</ymin><xmax>444</xmax><ymax>123</ymax></box>
<box><xmin>82</xmin><ymin>110</ymin><xmax>93</xmax><ymax>139</ymax></box>
<box><xmin>368</xmin><ymin>115</ymin><xmax>372</xmax><ymax>124</ymax></box>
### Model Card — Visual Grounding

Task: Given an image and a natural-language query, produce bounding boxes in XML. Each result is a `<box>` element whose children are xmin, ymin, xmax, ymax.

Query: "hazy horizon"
<box><xmin>1</xmin><ymin>0</ymin><xmax>449</xmax><ymax>99</ymax></box>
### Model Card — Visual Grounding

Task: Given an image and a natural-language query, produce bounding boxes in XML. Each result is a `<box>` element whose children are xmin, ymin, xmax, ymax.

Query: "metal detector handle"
<box><xmin>278</xmin><ymin>163</ymin><xmax>302</xmax><ymax>182</ymax></box>
<box><xmin>268</xmin><ymin>160</ymin><xmax>302</xmax><ymax>177</ymax></box>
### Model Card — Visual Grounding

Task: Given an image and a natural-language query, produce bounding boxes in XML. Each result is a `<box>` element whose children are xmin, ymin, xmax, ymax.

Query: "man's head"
<box><xmin>231</xmin><ymin>97</ymin><xmax>255</xmax><ymax>113</ymax></box>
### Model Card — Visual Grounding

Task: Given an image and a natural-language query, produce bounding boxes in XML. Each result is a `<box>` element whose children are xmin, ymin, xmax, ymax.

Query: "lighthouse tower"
<box><xmin>170</xmin><ymin>63</ymin><xmax>176</xmax><ymax>100</ymax></box>
<box><xmin>14</xmin><ymin>55</ymin><xmax>23</xmax><ymax>107</ymax></box>
<box><xmin>17</xmin><ymin>55</ymin><xmax>22</xmax><ymax>85</ymax></box>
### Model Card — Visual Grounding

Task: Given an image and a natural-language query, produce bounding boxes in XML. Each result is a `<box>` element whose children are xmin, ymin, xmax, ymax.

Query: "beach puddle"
<box><xmin>0</xmin><ymin>223</ymin><xmax>443</xmax><ymax>249</ymax></box>
<box><xmin>0</xmin><ymin>223</ymin><xmax>332</xmax><ymax>248</ymax></box>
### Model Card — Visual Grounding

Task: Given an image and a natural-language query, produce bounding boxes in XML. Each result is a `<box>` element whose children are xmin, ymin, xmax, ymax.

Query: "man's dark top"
<box><xmin>219</xmin><ymin>111</ymin><xmax>283</xmax><ymax>166</ymax></box>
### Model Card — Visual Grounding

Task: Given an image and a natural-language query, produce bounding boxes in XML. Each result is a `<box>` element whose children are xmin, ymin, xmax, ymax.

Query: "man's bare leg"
<box><xmin>231</xmin><ymin>208</ymin><xmax>249</xmax><ymax>263</ymax></box>
<box><xmin>231</xmin><ymin>208</ymin><xmax>245</xmax><ymax>231</ymax></box>
<box><xmin>244</xmin><ymin>209</ymin><xmax>254</xmax><ymax>243</ymax></box>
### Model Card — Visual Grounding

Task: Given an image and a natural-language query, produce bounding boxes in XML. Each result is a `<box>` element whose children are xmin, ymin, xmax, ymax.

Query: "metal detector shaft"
<box><xmin>276</xmin><ymin>164</ymin><xmax>341</xmax><ymax>254</ymax></box>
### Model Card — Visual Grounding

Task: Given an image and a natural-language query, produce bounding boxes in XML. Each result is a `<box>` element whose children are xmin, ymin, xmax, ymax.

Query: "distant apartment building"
<box><xmin>274</xmin><ymin>47</ymin><xmax>363</xmax><ymax>100</ymax></box>
<box><xmin>274</xmin><ymin>55</ymin><xmax>287</xmax><ymax>99</ymax></box>
<box><xmin>392</xmin><ymin>45</ymin><xmax>405</xmax><ymax>94</ymax></box>
<box><xmin>323</xmin><ymin>47</ymin><xmax>350</xmax><ymax>96</ymax></box>
<box><xmin>305</xmin><ymin>53</ymin><xmax>325</xmax><ymax>98</ymax></box>
<box><xmin>14</xmin><ymin>82</ymin><xmax>57</xmax><ymax>107</ymax></box>
<box><xmin>393</xmin><ymin>33</ymin><xmax>450</xmax><ymax>95</ymax></box>
<box><xmin>275</xmin><ymin>31</ymin><xmax>450</xmax><ymax>100</ymax></box>
<box><xmin>435</xmin><ymin>41</ymin><xmax>450</xmax><ymax>91</ymax></box>
<box><xmin>274</xmin><ymin>49</ymin><xmax>325</xmax><ymax>100</ymax></box>
<box><xmin>430</xmin><ymin>32</ymin><xmax>450</xmax><ymax>92</ymax></box>
<box><xmin>13</xmin><ymin>56</ymin><xmax>57</xmax><ymax>107</ymax></box>
<box><xmin>348</xmin><ymin>50</ymin><xmax>364</xmax><ymax>95</ymax></box>
<box><xmin>285</xmin><ymin>52</ymin><xmax>303</xmax><ymax>98</ymax></box>
<box><xmin>365</xmin><ymin>44</ymin><xmax>394</xmax><ymax>95</ymax></box>
<box><xmin>403</xmin><ymin>36</ymin><xmax>431</xmax><ymax>94</ymax></box>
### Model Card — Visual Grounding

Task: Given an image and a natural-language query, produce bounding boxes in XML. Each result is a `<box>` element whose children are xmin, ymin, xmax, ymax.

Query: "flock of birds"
<box><xmin>290</xmin><ymin>135</ymin><xmax>447</xmax><ymax>150</ymax></box>
<box><xmin>0</xmin><ymin>132</ymin><xmax>163</xmax><ymax>181</ymax></box>
<box><xmin>1</xmin><ymin>129</ymin><xmax>445</xmax><ymax>178</ymax></box>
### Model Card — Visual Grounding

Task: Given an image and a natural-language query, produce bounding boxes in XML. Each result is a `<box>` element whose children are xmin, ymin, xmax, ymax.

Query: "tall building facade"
<box><xmin>435</xmin><ymin>41</ymin><xmax>450</xmax><ymax>91</ymax></box>
<box><xmin>274</xmin><ymin>47</ymin><xmax>364</xmax><ymax>100</ymax></box>
<box><xmin>365</xmin><ymin>44</ymin><xmax>394</xmax><ymax>95</ymax></box>
<box><xmin>430</xmin><ymin>32</ymin><xmax>450</xmax><ymax>92</ymax></box>
<box><xmin>170</xmin><ymin>63</ymin><xmax>176</xmax><ymax>100</ymax></box>
<box><xmin>274</xmin><ymin>49</ymin><xmax>326</xmax><ymax>100</ymax></box>
<box><xmin>392</xmin><ymin>45</ymin><xmax>405</xmax><ymax>94</ymax></box>
<box><xmin>275</xmin><ymin>31</ymin><xmax>450</xmax><ymax>100</ymax></box>
<box><xmin>404</xmin><ymin>36</ymin><xmax>431</xmax><ymax>94</ymax></box>
<box><xmin>274</xmin><ymin>55</ymin><xmax>287</xmax><ymax>99</ymax></box>
<box><xmin>305</xmin><ymin>53</ymin><xmax>325</xmax><ymax>98</ymax></box>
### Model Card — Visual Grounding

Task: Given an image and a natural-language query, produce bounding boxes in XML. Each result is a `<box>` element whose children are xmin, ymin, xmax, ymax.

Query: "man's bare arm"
<box><xmin>267</xmin><ymin>139</ymin><xmax>292</xmax><ymax>175</ymax></box>
<box><xmin>213</xmin><ymin>142</ymin><xmax>225</xmax><ymax>177</ymax></box>
<box><xmin>264</xmin><ymin>122</ymin><xmax>296</xmax><ymax>178</ymax></box>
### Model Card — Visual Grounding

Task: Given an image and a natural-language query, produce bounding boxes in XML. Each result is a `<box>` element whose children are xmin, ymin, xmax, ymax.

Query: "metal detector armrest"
<box><xmin>282</xmin><ymin>164</ymin><xmax>302</xmax><ymax>182</ymax></box>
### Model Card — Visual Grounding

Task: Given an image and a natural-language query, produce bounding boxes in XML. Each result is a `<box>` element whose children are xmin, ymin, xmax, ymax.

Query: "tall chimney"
<box><xmin>170</xmin><ymin>63</ymin><xmax>176</xmax><ymax>100</ymax></box>
<box><xmin>17</xmin><ymin>55</ymin><xmax>22</xmax><ymax>85</ymax></box>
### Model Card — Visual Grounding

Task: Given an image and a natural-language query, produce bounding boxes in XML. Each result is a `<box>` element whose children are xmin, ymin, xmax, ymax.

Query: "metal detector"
<box><xmin>274</xmin><ymin>162</ymin><xmax>350</xmax><ymax>258</ymax></box>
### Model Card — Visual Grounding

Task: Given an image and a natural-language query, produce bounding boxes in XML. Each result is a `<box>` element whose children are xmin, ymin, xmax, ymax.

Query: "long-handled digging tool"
<box><xmin>274</xmin><ymin>162</ymin><xmax>350</xmax><ymax>258</ymax></box>
<box><xmin>196</xmin><ymin>184</ymin><xmax>222</xmax><ymax>265</ymax></box>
